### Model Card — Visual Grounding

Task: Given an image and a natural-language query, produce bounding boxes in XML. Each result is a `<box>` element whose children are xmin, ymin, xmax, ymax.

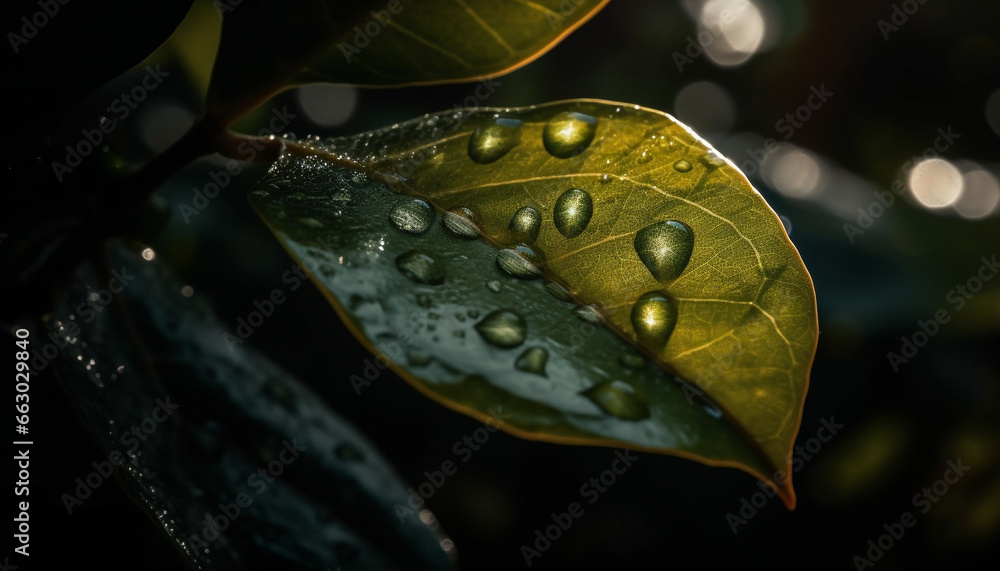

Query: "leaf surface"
<box><xmin>207</xmin><ymin>0</ymin><xmax>609</xmax><ymax>123</ymax></box>
<box><xmin>46</xmin><ymin>242</ymin><xmax>456</xmax><ymax>570</ymax></box>
<box><xmin>250</xmin><ymin>101</ymin><xmax>818</xmax><ymax>507</ymax></box>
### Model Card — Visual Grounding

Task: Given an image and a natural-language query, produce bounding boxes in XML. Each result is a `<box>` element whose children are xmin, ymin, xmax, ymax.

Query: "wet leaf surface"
<box><xmin>247</xmin><ymin>102</ymin><xmax>819</xmax><ymax>506</ymax></box>
<box><xmin>47</xmin><ymin>242</ymin><xmax>456</xmax><ymax>570</ymax></box>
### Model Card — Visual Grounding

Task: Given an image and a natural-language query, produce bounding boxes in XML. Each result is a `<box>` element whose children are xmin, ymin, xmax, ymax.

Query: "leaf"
<box><xmin>207</xmin><ymin>0</ymin><xmax>609</xmax><ymax>123</ymax></box>
<box><xmin>246</xmin><ymin>100</ymin><xmax>818</xmax><ymax>508</ymax></box>
<box><xmin>45</xmin><ymin>242</ymin><xmax>456</xmax><ymax>570</ymax></box>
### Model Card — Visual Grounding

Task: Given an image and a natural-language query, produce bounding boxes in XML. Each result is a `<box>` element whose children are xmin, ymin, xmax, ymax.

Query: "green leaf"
<box><xmin>246</xmin><ymin>101</ymin><xmax>818</xmax><ymax>508</ymax></box>
<box><xmin>47</xmin><ymin>242</ymin><xmax>456</xmax><ymax>570</ymax></box>
<box><xmin>207</xmin><ymin>0</ymin><xmax>609</xmax><ymax>123</ymax></box>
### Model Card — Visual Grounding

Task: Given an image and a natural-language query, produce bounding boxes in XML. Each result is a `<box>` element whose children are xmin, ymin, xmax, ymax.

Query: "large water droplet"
<box><xmin>396</xmin><ymin>250</ymin><xmax>445</xmax><ymax>285</ymax></box>
<box><xmin>497</xmin><ymin>244</ymin><xmax>542</xmax><ymax>279</ymax></box>
<box><xmin>475</xmin><ymin>310</ymin><xmax>527</xmax><ymax>348</ymax></box>
<box><xmin>582</xmin><ymin>380</ymin><xmax>650</xmax><ymax>420</ymax></box>
<box><xmin>443</xmin><ymin>206</ymin><xmax>480</xmax><ymax>238</ymax></box>
<box><xmin>486</xmin><ymin>280</ymin><xmax>502</xmax><ymax>293</ymax></box>
<box><xmin>543</xmin><ymin>111</ymin><xmax>598</xmax><ymax>158</ymax></box>
<box><xmin>389</xmin><ymin>198</ymin><xmax>435</xmax><ymax>234</ymax></box>
<box><xmin>515</xmin><ymin>347</ymin><xmax>548</xmax><ymax>376</ymax></box>
<box><xmin>553</xmin><ymin>188</ymin><xmax>593</xmax><ymax>238</ymax></box>
<box><xmin>630</xmin><ymin>291</ymin><xmax>678</xmax><ymax>348</ymax></box>
<box><xmin>573</xmin><ymin>304</ymin><xmax>605</xmax><ymax>325</ymax></box>
<box><xmin>468</xmin><ymin>118</ymin><xmax>522</xmax><ymax>164</ymax></box>
<box><xmin>634</xmin><ymin>220</ymin><xmax>694</xmax><ymax>281</ymax></box>
<box><xmin>673</xmin><ymin>159</ymin><xmax>693</xmax><ymax>173</ymax></box>
<box><xmin>508</xmin><ymin>206</ymin><xmax>542</xmax><ymax>242</ymax></box>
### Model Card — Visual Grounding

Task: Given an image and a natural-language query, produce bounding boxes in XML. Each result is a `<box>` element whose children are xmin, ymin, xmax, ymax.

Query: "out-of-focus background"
<box><xmin>4</xmin><ymin>0</ymin><xmax>999</xmax><ymax>569</ymax></box>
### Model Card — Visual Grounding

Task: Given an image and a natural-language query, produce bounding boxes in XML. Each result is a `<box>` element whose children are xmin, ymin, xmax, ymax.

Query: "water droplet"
<box><xmin>475</xmin><ymin>309</ymin><xmax>527</xmax><ymax>348</ymax></box>
<box><xmin>581</xmin><ymin>380</ymin><xmax>649</xmax><ymax>420</ymax></box>
<box><xmin>619</xmin><ymin>352</ymin><xmax>646</xmax><ymax>369</ymax></box>
<box><xmin>389</xmin><ymin>198</ymin><xmax>435</xmax><ymax>234</ymax></box>
<box><xmin>486</xmin><ymin>280</ymin><xmax>502</xmax><ymax>293</ymax></box>
<box><xmin>298</xmin><ymin>217</ymin><xmax>324</xmax><ymax>228</ymax></box>
<box><xmin>407</xmin><ymin>350</ymin><xmax>431</xmax><ymax>366</ymax></box>
<box><xmin>630</xmin><ymin>291</ymin><xmax>678</xmax><ymax>349</ymax></box>
<box><xmin>335</xmin><ymin>442</ymin><xmax>365</xmax><ymax>462</ymax></box>
<box><xmin>553</xmin><ymin>188</ymin><xmax>593</xmax><ymax>238</ymax></box>
<box><xmin>543</xmin><ymin>111</ymin><xmax>598</xmax><ymax>158</ymax></box>
<box><xmin>573</xmin><ymin>304</ymin><xmax>605</xmax><ymax>325</ymax></box>
<box><xmin>443</xmin><ymin>206</ymin><xmax>480</xmax><ymax>238</ymax></box>
<box><xmin>515</xmin><ymin>347</ymin><xmax>548</xmax><ymax>376</ymax></box>
<box><xmin>673</xmin><ymin>159</ymin><xmax>693</xmax><ymax>173</ymax></box>
<box><xmin>544</xmin><ymin>280</ymin><xmax>574</xmax><ymax>302</ymax></box>
<box><xmin>396</xmin><ymin>250</ymin><xmax>445</xmax><ymax>285</ymax></box>
<box><xmin>508</xmin><ymin>206</ymin><xmax>542</xmax><ymax>242</ymax></box>
<box><xmin>634</xmin><ymin>220</ymin><xmax>694</xmax><ymax>281</ymax></box>
<box><xmin>497</xmin><ymin>244</ymin><xmax>543</xmax><ymax>279</ymax></box>
<box><xmin>468</xmin><ymin>118</ymin><xmax>522</xmax><ymax>164</ymax></box>
<box><xmin>637</xmin><ymin>147</ymin><xmax>654</xmax><ymax>164</ymax></box>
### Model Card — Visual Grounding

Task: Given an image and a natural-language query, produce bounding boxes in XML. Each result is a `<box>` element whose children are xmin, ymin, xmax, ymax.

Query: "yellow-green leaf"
<box><xmin>251</xmin><ymin>100</ymin><xmax>818</xmax><ymax>508</ymax></box>
<box><xmin>207</xmin><ymin>0</ymin><xmax>609</xmax><ymax>123</ymax></box>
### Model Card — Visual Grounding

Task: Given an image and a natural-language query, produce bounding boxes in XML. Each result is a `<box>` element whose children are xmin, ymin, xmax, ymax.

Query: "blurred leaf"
<box><xmin>206</xmin><ymin>0</ymin><xmax>609</xmax><ymax>123</ymax></box>
<box><xmin>48</xmin><ymin>242</ymin><xmax>456</xmax><ymax>570</ymax></box>
<box><xmin>247</xmin><ymin>101</ymin><xmax>818</xmax><ymax>507</ymax></box>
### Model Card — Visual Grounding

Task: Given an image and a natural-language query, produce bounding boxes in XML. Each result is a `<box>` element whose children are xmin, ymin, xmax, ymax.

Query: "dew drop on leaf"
<box><xmin>542</xmin><ymin>111</ymin><xmax>598</xmax><ymax>158</ymax></box>
<box><xmin>389</xmin><ymin>198</ymin><xmax>435</xmax><ymax>235</ymax></box>
<box><xmin>395</xmin><ymin>250</ymin><xmax>446</xmax><ymax>285</ymax></box>
<box><xmin>581</xmin><ymin>380</ymin><xmax>650</xmax><ymax>420</ymax></box>
<box><xmin>634</xmin><ymin>220</ymin><xmax>694</xmax><ymax>281</ymax></box>
<box><xmin>673</xmin><ymin>159</ymin><xmax>693</xmax><ymax>173</ymax></box>
<box><xmin>474</xmin><ymin>309</ymin><xmax>527</xmax><ymax>348</ymax></box>
<box><xmin>630</xmin><ymin>291</ymin><xmax>678</xmax><ymax>349</ymax></box>
<box><xmin>508</xmin><ymin>205</ymin><xmax>542</xmax><ymax>243</ymax></box>
<box><xmin>515</xmin><ymin>347</ymin><xmax>548</xmax><ymax>376</ymax></box>
<box><xmin>443</xmin><ymin>206</ymin><xmax>480</xmax><ymax>238</ymax></box>
<box><xmin>496</xmin><ymin>244</ymin><xmax>543</xmax><ymax>279</ymax></box>
<box><xmin>553</xmin><ymin>187</ymin><xmax>593</xmax><ymax>238</ymax></box>
<box><xmin>468</xmin><ymin>118</ymin><xmax>522</xmax><ymax>164</ymax></box>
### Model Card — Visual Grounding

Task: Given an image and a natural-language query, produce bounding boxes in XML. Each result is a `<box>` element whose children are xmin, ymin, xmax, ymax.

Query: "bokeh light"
<box><xmin>907</xmin><ymin>158</ymin><xmax>963</xmax><ymax>209</ymax></box>
<box><xmin>766</xmin><ymin>146</ymin><xmax>824</xmax><ymax>198</ymax></box>
<box><xmin>674</xmin><ymin>81</ymin><xmax>736</xmax><ymax>135</ymax></box>
<box><xmin>297</xmin><ymin>83</ymin><xmax>358</xmax><ymax>128</ymax></box>
<box><xmin>699</xmin><ymin>0</ymin><xmax>767</xmax><ymax>67</ymax></box>
<box><xmin>953</xmin><ymin>166</ymin><xmax>1000</xmax><ymax>219</ymax></box>
<box><xmin>139</xmin><ymin>102</ymin><xmax>196</xmax><ymax>153</ymax></box>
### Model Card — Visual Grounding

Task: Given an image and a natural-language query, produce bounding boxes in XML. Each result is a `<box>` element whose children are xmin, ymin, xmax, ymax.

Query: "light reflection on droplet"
<box><xmin>908</xmin><ymin>158</ymin><xmax>963</xmax><ymax>209</ymax></box>
<box><xmin>769</xmin><ymin>148</ymin><xmax>823</xmax><ymax>198</ymax></box>
<box><xmin>699</xmin><ymin>0</ymin><xmax>766</xmax><ymax>67</ymax></box>
<box><xmin>954</xmin><ymin>167</ymin><xmax>1000</xmax><ymax>219</ymax></box>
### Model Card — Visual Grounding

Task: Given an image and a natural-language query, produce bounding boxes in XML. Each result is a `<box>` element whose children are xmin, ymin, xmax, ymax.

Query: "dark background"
<box><xmin>3</xmin><ymin>0</ymin><xmax>999</xmax><ymax>569</ymax></box>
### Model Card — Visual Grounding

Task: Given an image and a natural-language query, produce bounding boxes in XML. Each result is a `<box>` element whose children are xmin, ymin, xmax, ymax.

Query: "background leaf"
<box><xmin>47</xmin><ymin>242</ymin><xmax>456</xmax><ymax>570</ymax></box>
<box><xmin>207</xmin><ymin>0</ymin><xmax>609</xmax><ymax>123</ymax></box>
<box><xmin>247</xmin><ymin>100</ymin><xmax>818</xmax><ymax>506</ymax></box>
